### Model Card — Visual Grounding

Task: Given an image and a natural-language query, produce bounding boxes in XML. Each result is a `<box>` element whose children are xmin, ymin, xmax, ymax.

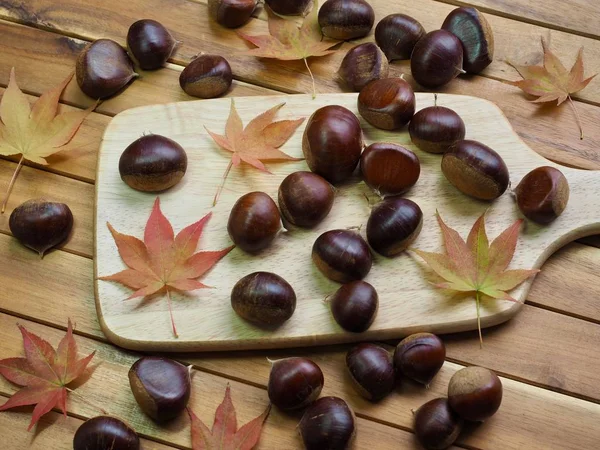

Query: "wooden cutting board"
<box><xmin>94</xmin><ymin>93</ymin><xmax>600</xmax><ymax>352</ymax></box>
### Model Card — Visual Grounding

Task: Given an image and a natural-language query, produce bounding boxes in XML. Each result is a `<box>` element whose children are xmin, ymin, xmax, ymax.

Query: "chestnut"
<box><xmin>366</xmin><ymin>197</ymin><xmax>423</xmax><ymax>257</ymax></box>
<box><xmin>119</xmin><ymin>134</ymin><xmax>187</xmax><ymax>192</ymax></box>
<box><xmin>76</xmin><ymin>39</ymin><xmax>137</xmax><ymax>99</ymax></box>
<box><xmin>442</xmin><ymin>7</ymin><xmax>494</xmax><ymax>74</ymax></box>
<box><xmin>409</xmin><ymin>104</ymin><xmax>466</xmax><ymax>154</ymax></box>
<box><xmin>227</xmin><ymin>192</ymin><xmax>281</xmax><ymax>253</ymax></box>
<box><xmin>278</xmin><ymin>171</ymin><xmax>335</xmax><ymax>229</ymax></box>
<box><xmin>448</xmin><ymin>366</ymin><xmax>503</xmax><ymax>422</ymax></box>
<box><xmin>127</xmin><ymin>19</ymin><xmax>176</xmax><ymax>70</ymax></box>
<box><xmin>73</xmin><ymin>416</ymin><xmax>140</xmax><ymax>450</ymax></box>
<box><xmin>268</xmin><ymin>357</ymin><xmax>324</xmax><ymax>410</ymax></box>
<box><xmin>360</xmin><ymin>142</ymin><xmax>420</xmax><ymax>197</ymax></box>
<box><xmin>442</xmin><ymin>140</ymin><xmax>509</xmax><ymax>201</ymax></box>
<box><xmin>318</xmin><ymin>0</ymin><xmax>375</xmax><ymax>40</ymax></box>
<box><xmin>9</xmin><ymin>199</ymin><xmax>73</xmax><ymax>257</ymax></box>
<box><xmin>393</xmin><ymin>333</ymin><xmax>445</xmax><ymax>385</ymax></box>
<box><xmin>128</xmin><ymin>356</ymin><xmax>191</xmax><ymax>422</ymax></box>
<box><xmin>338</xmin><ymin>43</ymin><xmax>389</xmax><ymax>92</ymax></box>
<box><xmin>346</xmin><ymin>343</ymin><xmax>395</xmax><ymax>401</ymax></box>
<box><xmin>330</xmin><ymin>280</ymin><xmax>378</xmax><ymax>333</ymax></box>
<box><xmin>411</xmin><ymin>30</ymin><xmax>464</xmax><ymax>89</ymax></box>
<box><xmin>265</xmin><ymin>0</ymin><xmax>311</xmax><ymax>15</ymax></box>
<box><xmin>231</xmin><ymin>272</ymin><xmax>296</xmax><ymax>326</ymax></box>
<box><xmin>312</xmin><ymin>229</ymin><xmax>372</xmax><ymax>283</ymax></box>
<box><xmin>208</xmin><ymin>0</ymin><xmax>257</xmax><ymax>28</ymax></box>
<box><xmin>179</xmin><ymin>54</ymin><xmax>233</xmax><ymax>99</ymax></box>
<box><xmin>375</xmin><ymin>14</ymin><xmax>425</xmax><ymax>61</ymax></box>
<box><xmin>414</xmin><ymin>398</ymin><xmax>463</xmax><ymax>450</ymax></box>
<box><xmin>514</xmin><ymin>166</ymin><xmax>569</xmax><ymax>224</ymax></box>
<box><xmin>357</xmin><ymin>77</ymin><xmax>415</xmax><ymax>131</ymax></box>
<box><xmin>302</xmin><ymin>105</ymin><xmax>363</xmax><ymax>184</ymax></box>
<box><xmin>299</xmin><ymin>396</ymin><xmax>355</xmax><ymax>450</ymax></box>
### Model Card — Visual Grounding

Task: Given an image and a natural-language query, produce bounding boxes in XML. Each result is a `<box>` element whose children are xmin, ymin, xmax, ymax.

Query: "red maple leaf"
<box><xmin>99</xmin><ymin>197</ymin><xmax>234</xmax><ymax>338</ymax></box>
<box><xmin>0</xmin><ymin>320</ymin><xmax>95</xmax><ymax>430</ymax></box>
<box><xmin>187</xmin><ymin>385</ymin><xmax>271</xmax><ymax>450</ymax></box>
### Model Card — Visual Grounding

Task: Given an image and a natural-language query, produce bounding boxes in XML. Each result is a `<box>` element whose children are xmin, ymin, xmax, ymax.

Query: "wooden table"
<box><xmin>2</xmin><ymin>1</ymin><xmax>600</xmax><ymax>449</ymax></box>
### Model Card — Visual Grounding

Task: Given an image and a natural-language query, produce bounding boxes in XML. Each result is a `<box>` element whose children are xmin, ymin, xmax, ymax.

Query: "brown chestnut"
<box><xmin>302</xmin><ymin>105</ymin><xmax>364</xmax><ymax>184</ymax></box>
<box><xmin>393</xmin><ymin>333</ymin><xmax>445</xmax><ymax>385</ymax></box>
<box><xmin>346</xmin><ymin>343</ymin><xmax>395</xmax><ymax>401</ymax></box>
<box><xmin>268</xmin><ymin>357</ymin><xmax>324</xmax><ymax>410</ymax></box>
<box><xmin>442</xmin><ymin>7</ymin><xmax>494</xmax><ymax>74</ymax></box>
<box><xmin>442</xmin><ymin>140</ymin><xmax>509</xmax><ymax>201</ymax></box>
<box><xmin>411</xmin><ymin>30</ymin><xmax>464</xmax><ymax>89</ymax></box>
<box><xmin>313</xmin><ymin>229</ymin><xmax>372</xmax><ymax>283</ymax></box>
<box><xmin>330</xmin><ymin>280</ymin><xmax>378</xmax><ymax>333</ymax></box>
<box><xmin>375</xmin><ymin>14</ymin><xmax>425</xmax><ymax>61</ymax></box>
<box><xmin>409</xmin><ymin>104</ymin><xmax>466</xmax><ymax>154</ymax></box>
<box><xmin>366</xmin><ymin>197</ymin><xmax>423</xmax><ymax>257</ymax></box>
<box><xmin>278</xmin><ymin>171</ymin><xmax>335</xmax><ymax>228</ymax></box>
<box><xmin>514</xmin><ymin>166</ymin><xmax>569</xmax><ymax>224</ymax></box>
<box><xmin>208</xmin><ymin>0</ymin><xmax>257</xmax><ymax>28</ymax></box>
<box><xmin>179</xmin><ymin>54</ymin><xmax>233</xmax><ymax>99</ymax></box>
<box><xmin>129</xmin><ymin>357</ymin><xmax>191</xmax><ymax>422</ymax></box>
<box><xmin>227</xmin><ymin>192</ymin><xmax>281</xmax><ymax>253</ymax></box>
<box><xmin>73</xmin><ymin>416</ymin><xmax>140</xmax><ymax>450</ymax></box>
<box><xmin>299</xmin><ymin>397</ymin><xmax>355</xmax><ymax>450</ymax></box>
<box><xmin>360</xmin><ymin>143</ymin><xmax>420</xmax><ymax>197</ymax></box>
<box><xmin>119</xmin><ymin>134</ymin><xmax>187</xmax><ymax>192</ymax></box>
<box><xmin>448</xmin><ymin>366</ymin><xmax>503</xmax><ymax>422</ymax></box>
<box><xmin>231</xmin><ymin>271</ymin><xmax>296</xmax><ymax>326</ymax></box>
<box><xmin>338</xmin><ymin>43</ymin><xmax>389</xmax><ymax>92</ymax></box>
<box><xmin>127</xmin><ymin>19</ymin><xmax>176</xmax><ymax>70</ymax></box>
<box><xmin>318</xmin><ymin>0</ymin><xmax>375</xmax><ymax>40</ymax></box>
<box><xmin>414</xmin><ymin>398</ymin><xmax>463</xmax><ymax>450</ymax></box>
<box><xmin>358</xmin><ymin>78</ymin><xmax>415</xmax><ymax>131</ymax></box>
<box><xmin>9</xmin><ymin>199</ymin><xmax>73</xmax><ymax>257</ymax></box>
<box><xmin>76</xmin><ymin>39</ymin><xmax>137</xmax><ymax>99</ymax></box>
<box><xmin>265</xmin><ymin>0</ymin><xmax>311</xmax><ymax>15</ymax></box>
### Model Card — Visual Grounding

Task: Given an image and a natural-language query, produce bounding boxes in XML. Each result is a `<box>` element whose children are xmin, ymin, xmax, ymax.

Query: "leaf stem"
<box><xmin>303</xmin><ymin>58</ymin><xmax>316</xmax><ymax>99</ymax></box>
<box><xmin>166</xmin><ymin>288</ymin><xmax>179</xmax><ymax>338</ymax></box>
<box><xmin>2</xmin><ymin>154</ymin><xmax>24</xmax><ymax>214</ymax></box>
<box><xmin>476</xmin><ymin>291</ymin><xmax>483</xmax><ymax>348</ymax></box>
<box><xmin>65</xmin><ymin>387</ymin><xmax>108</xmax><ymax>415</ymax></box>
<box><xmin>213</xmin><ymin>159</ymin><xmax>233</xmax><ymax>207</ymax></box>
<box><xmin>567</xmin><ymin>95</ymin><xmax>584</xmax><ymax>140</ymax></box>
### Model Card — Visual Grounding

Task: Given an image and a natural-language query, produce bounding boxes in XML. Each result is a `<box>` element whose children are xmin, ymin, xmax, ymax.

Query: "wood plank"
<box><xmin>0</xmin><ymin>314</ymin><xmax>598</xmax><ymax>449</ymax></box>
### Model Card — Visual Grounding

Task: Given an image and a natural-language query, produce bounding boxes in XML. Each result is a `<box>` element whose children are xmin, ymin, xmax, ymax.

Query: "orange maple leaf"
<box><xmin>99</xmin><ymin>197</ymin><xmax>234</xmax><ymax>337</ymax></box>
<box><xmin>507</xmin><ymin>37</ymin><xmax>597</xmax><ymax>140</ymax></box>
<box><xmin>0</xmin><ymin>68</ymin><xmax>96</xmax><ymax>212</ymax></box>
<box><xmin>238</xmin><ymin>0</ymin><xmax>339</xmax><ymax>97</ymax></box>
<box><xmin>413</xmin><ymin>212</ymin><xmax>539</xmax><ymax>346</ymax></box>
<box><xmin>187</xmin><ymin>385</ymin><xmax>271</xmax><ymax>450</ymax></box>
<box><xmin>205</xmin><ymin>99</ymin><xmax>305</xmax><ymax>205</ymax></box>
<box><xmin>0</xmin><ymin>320</ymin><xmax>95</xmax><ymax>431</ymax></box>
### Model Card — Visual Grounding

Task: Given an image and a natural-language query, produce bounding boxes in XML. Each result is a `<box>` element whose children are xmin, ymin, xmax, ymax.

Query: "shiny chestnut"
<box><xmin>393</xmin><ymin>333</ymin><xmax>446</xmax><ymax>385</ymax></box>
<box><xmin>330</xmin><ymin>280</ymin><xmax>378</xmax><ymax>332</ymax></box>
<box><xmin>179</xmin><ymin>54</ymin><xmax>233</xmax><ymax>98</ymax></box>
<box><xmin>227</xmin><ymin>192</ymin><xmax>281</xmax><ymax>253</ymax></box>
<box><xmin>268</xmin><ymin>357</ymin><xmax>324</xmax><ymax>410</ymax></box>
<box><xmin>414</xmin><ymin>398</ymin><xmax>463</xmax><ymax>450</ymax></box>
<box><xmin>409</xmin><ymin>105</ymin><xmax>466</xmax><ymax>154</ymax></box>
<box><xmin>514</xmin><ymin>166</ymin><xmax>569</xmax><ymax>224</ymax></box>
<box><xmin>312</xmin><ymin>229</ymin><xmax>372</xmax><ymax>283</ymax></box>
<box><xmin>208</xmin><ymin>0</ymin><xmax>257</xmax><ymax>28</ymax></box>
<box><xmin>299</xmin><ymin>397</ymin><xmax>355</xmax><ymax>450</ymax></box>
<box><xmin>358</xmin><ymin>77</ymin><xmax>415</xmax><ymax>130</ymax></box>
<box><xmin>265</xmin><ymin>0</ymin><xmax>311</xmax><ymax>15</ymax></box>
<box><xmin>278</xmin><ymin>171</ymin><xmax>335</xmax><ymax>228</ymax></box>
<box><xmin>346</xmin><ymin>343</ymin><xmax>395</xmax><ymax>401</ymax></box>
<box><xmin>411</xmin><ymin>30</ymin><xmax>464</xmax><ymax>89</ymax></box>
<box><xmin>318</xmin><ymin>0</ymin><xmax>375</xmax><ymax>40</ymax></box>
<box><xmin>338</xmin><ymin>43</ymin><xmax>389</xmax><ymax>92</ymax></box>
<box><xmin>73</xmin><ymin>416</ymin><xmax>140</xmax><ymax>450</ymax></box>
<box><xmin>375</xmin><ymin>14</ymin><xmax>425</xmax><ymax>61</ymax></box>
<box><xmin>360</xmin><ymin>143</ymin><xmax>420</xmax><ymax>197</ymax></box>
<box><xmin>448</xmin><ymin>366</ymin><xmax>503</xmax><ymax>422</ymax></box>
<box><xmin>127</xmin><ymin>19</ymin><xmax>176</xmax><ymax>70</ymax></box>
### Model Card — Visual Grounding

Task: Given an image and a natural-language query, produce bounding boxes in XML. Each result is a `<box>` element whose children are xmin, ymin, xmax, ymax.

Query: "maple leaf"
<box><xmin>413</xmin><ymin>212</ymin><xmax>539</xmax><ymax>346</ymax></box>
<box><xmin>0</xmin><ymin>320</ymin><xmax>95</xmax><ymax>431</ymax></box>
<box><xmin>507</xmin><ymin>37</ymin><xmax>597</xmax><ymax>140</ymax></box>
<box><xmin>238</xmin><ymin>0</ymin><xmax>339</xmax><ymax>97</ymax></box>
<box><xmin>187</xmin><ymin>385</ymin><xmax>271</xmax><ymax>450</ymax></box>
<box><xmin>99</xmin><ymin>197</ymin><xmax>234</xmax><ymax>337</ymax></box>
<box><xmin>205</xmin><ymin>99</ymin><xmax>305</xmax><ymax>205</ymax></box>
<box><xmin>0</xmin><ymin>68</ymin><xmax>96</xmax><ymax>213</ymax></box>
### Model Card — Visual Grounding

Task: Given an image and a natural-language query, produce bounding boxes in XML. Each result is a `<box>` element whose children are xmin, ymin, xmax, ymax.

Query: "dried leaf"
<box><xmin>0</xmin><ymin>320</ymin><xmax>95</xmax><ymax>430</ymax></box>
<box><xmin>99</xmin><ymin>197</ymin><xmax>234</xmax><ymax>337</ymax></box>
<box><xmin>507</xmin><ymin>37</ymin><xmax>597</xmax><ymax>139</ymax></box>
<box><xmin>238</xmin><ymin>0</ymin><xmax>339</xmax><ymax>97</ymax></box>
<box><xmin>413</xmin><ymin>212</ymin><xmax>539</xmax><ymax>346</ymax></box>
<box><xmin>187</xmin><ymin>385</ymin><xmax>271</xmax><ymax>450</ymax></box>
<box><xmin>0</xmin><ymin>68</ymin><xmax>96</xmax><ymax>212</ymax></box>
<box><xmin>205</xmin><ymin>99</ymin><xmax>305</xmax><ymax>205</ymax></box>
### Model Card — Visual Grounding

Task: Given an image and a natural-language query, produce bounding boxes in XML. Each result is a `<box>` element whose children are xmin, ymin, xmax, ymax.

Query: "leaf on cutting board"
<box><xmin>187</xmin><ymin>384</ymin><xmax>271</xmax><ymax>450</ymax></box>
<box><xmin>205</xmin><ymin>99</ymin><xmax>305</xmax><ymax>205</ymax></box>
<box><xmin>412</xmin><ymin>212</ymin><xmax>539</xmax><ymax>346</ymax></box>
<box><xmin>507</xmin><ymin>37</ymin><xmax>597</xmax><ymax>140</ymax></box>
<box><xmin>0</xmin><ymin>68</ymin><xmax>96</xmax><ymax>213</ymax></box>
<box><xmin>237</xmin><ymin>0</ymin><xmax>339</xmax><ymax>97</ymax></box>
<box><xmin>99</xmin><ymin>197</ymin><xmax>234</xmax><ymax>338</ymax></box>
<box><xmin>0</xmin><ymin>320</ymin><xmax>95</xmax><ymax>431</ymax></box>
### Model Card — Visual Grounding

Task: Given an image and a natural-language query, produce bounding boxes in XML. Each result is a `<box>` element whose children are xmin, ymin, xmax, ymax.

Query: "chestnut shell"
<box><xmin>411</xmin><ymin>30</ymin><xmax>464</xmax><ymax>89</ymax></box>
<box><xmin>318</xmin><ymin>0</ymin><xmax>375</xmax><ymax>40</ymax></box>
<box><xmin>357</xmin><ymin>77</ymin><xmax>415</xmax><ymax>131</ymax></box>
<box><xmin>179</xmin><ymin>54</ymin><xmax>233</xmax><ymax>99</ymax></box>
<box><xmin>346</xmin><ymin>343</ymin><xmax>395</xmax><ymax>401</ymax></box>
<box><xmin>299</xmin><ymin>396</ymin><xmax>355</xmax><ymax>450</ymax></box>
<box><xmin>393</xmin><ymin>333</ymin><xmax>446</xmax><ymax>385</ymax></box>
<box><xmin>267</xmin><ymin>357</ymin><xmax>324</xmax><ymax>410</ymax></box>
<box><xmin>227</xmin><ymin>192</ymin><xmax>281</xmax><ymax>253</ymax></box>
<box><xmin>409</xmin><ymin>105</ymin><xmax>466</xmax><ymax>154</ymax></box>
<box><xmin>375</xmin><ymin>14</ymin><xmax>425</xmax><ymax>61</ymax></box>
<box><xmin>360</xmin><ymin>142</ymin><xmax>420</xmax><ymax>197</ymax></box>
<box><xmin>73</xmin><ymin>416</ymin><xmax>140</xmax><ymax>450</ymax></box>
<box><xmin>127</xmin><ymin>19</ymin><xmax>176</xmax><ymax>70</ymax></box>
<box><xmin>330</xmin><ymin>280</ymin><xmax>378</xmax><ymax>333</ymax></box>
<box><xmin>278</xmin><ymin>171</ymin><xmax>335</xmax><ymax>228</ymax></box>
<box><xmin>312</xmin><ymin>229</ymin><xmax>372</xmax><ymax>283</ymax></box>
<box><xmin>514</xmin><ymin>166</ymin><xmax>569</xmax><ymax>224</ymax></box>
